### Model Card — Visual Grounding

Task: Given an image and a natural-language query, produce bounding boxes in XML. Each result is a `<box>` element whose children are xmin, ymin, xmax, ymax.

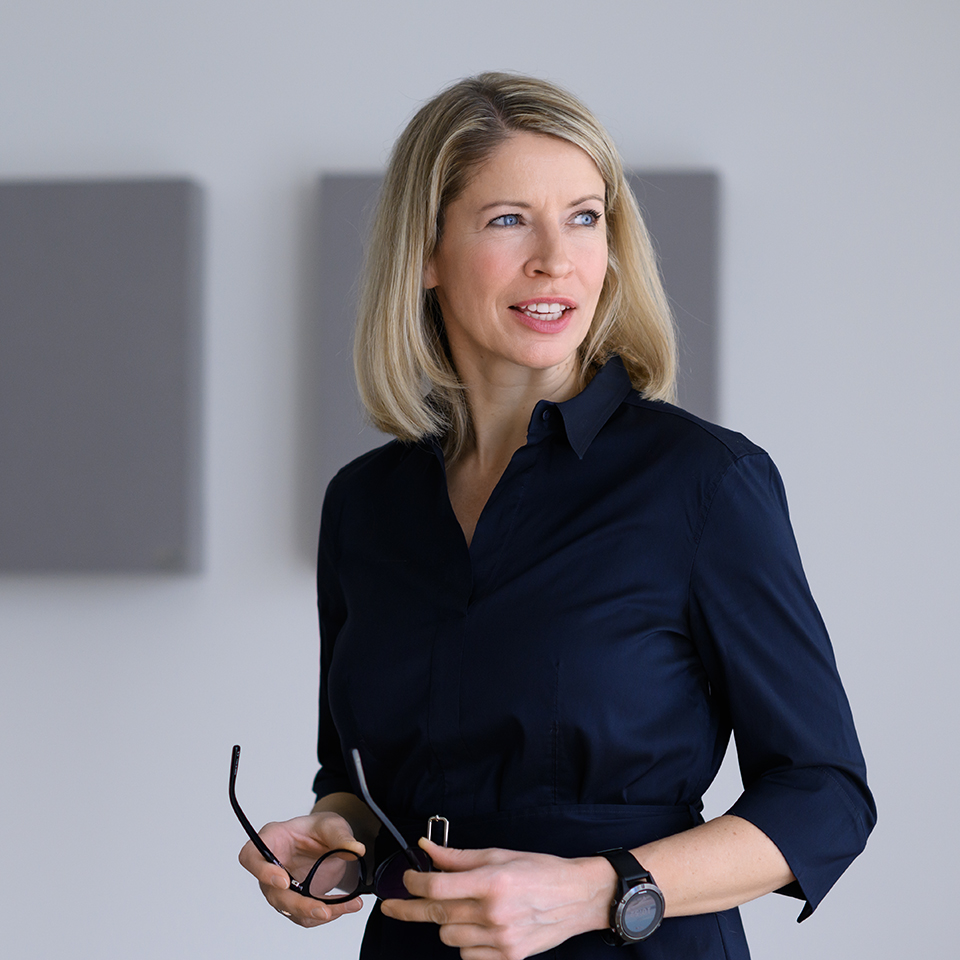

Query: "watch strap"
<box><xmin>597</xmin><ymin>848</ymin><xmax>658</xmax><ymax>947</ymax></box>
<box><xmin>598</xmin><ymin>848</ymin><xmax>650</xmax><ymax>891</ymax></box>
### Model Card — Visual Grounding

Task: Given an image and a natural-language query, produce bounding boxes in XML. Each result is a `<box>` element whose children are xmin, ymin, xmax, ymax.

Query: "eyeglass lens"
<box><xmin>372</xmin><ymin>846</ymin><xmax>432</xmax><ymax>900</ymax></box>
<box><xmin>304</xmin><ymin>849</ymin><xmax>365</xmax><ymax>899</ymax></box>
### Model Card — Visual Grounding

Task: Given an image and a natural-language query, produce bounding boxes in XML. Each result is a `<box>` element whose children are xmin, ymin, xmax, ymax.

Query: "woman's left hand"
<box><xmin>380</xmin><ymin>838</ymin><xmax>616</xmax><ymax>960</ymax></box>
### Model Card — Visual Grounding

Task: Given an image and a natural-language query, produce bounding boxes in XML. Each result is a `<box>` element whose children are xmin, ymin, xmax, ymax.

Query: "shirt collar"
<box><xmin>554</xmin><ymin>355</ymin><xmax>633</xmax><ymax>459</ymax></box>
<box><xmin>423</xmin><ymin>355</ymin><xmax>634</xmax><ymax>462</ymax></box>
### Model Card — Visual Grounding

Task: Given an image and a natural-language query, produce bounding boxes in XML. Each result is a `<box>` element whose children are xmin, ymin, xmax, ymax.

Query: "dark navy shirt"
<box><xmin>314</xmin><ymin>356</ymin><xmax>875</xmax><ymax>959</ymax></box>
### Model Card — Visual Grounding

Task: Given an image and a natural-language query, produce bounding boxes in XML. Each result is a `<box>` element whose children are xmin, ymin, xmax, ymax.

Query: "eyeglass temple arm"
<box><xmin>350</xmin><ymin>748</ymin><xmax>424</xmax><ymax>872</ymax></box>
<box><xmin>230</xmin><ymin>745</ymin><xmax>285</xmax><ymax>869</ymax></box>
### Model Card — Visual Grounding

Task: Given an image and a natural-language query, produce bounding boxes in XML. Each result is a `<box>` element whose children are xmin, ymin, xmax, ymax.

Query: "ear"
<box><xmin>422</xmin><ymin>254</ymin><xmax>439</xmax><ymax>291</ymax></box>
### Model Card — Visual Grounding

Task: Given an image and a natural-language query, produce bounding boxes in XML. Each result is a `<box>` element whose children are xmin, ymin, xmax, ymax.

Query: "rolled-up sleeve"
<box><xmin>312</xmin><ymin>475</ymin><xmax>353</xmax><ymax>801</ymax></box>
<box><xmin>687</xmin><ymin>452</ymin><xmax>876</xmax><ymax>919</ymax></box>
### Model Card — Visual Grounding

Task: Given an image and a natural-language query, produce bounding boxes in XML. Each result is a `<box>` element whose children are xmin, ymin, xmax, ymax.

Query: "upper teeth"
<box><xmin>523</xmin><ymin>303</ymin><xmax>568</xmax><ymax>313</ymax></box>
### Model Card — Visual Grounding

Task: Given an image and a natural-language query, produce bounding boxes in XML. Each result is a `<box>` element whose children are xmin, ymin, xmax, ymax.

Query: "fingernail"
<box><xmin>271</xmin><ymin>876</ymin><xmax>288</xmax><ymax>889</ymax></box>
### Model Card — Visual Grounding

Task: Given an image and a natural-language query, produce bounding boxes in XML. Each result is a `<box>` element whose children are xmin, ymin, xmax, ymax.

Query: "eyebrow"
<box><xmin>478</xmin><ymin>194</ymin><xmax>605</xmax><ymax>213</ymax></box>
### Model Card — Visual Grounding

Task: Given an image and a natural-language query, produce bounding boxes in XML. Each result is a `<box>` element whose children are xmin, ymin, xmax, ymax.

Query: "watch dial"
<box><xmin>623</xmin><ymin>889</ymin><xmax>663</xmax><ymax>937</ymax></box>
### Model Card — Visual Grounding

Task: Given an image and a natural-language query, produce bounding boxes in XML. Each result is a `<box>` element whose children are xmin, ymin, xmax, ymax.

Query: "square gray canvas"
<box><xmin>0</xmin><ymin>179</ymin><xmax>203</xmax><ymax>572</ymax></box>
<box><xmin>299</xmin><ymin>171</ymin><xmax>718</xmax><ymax>555</ymax></box>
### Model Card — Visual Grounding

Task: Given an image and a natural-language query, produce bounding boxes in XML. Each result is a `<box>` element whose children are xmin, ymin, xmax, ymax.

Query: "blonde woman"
<box><xmin>239</xmin><ymin>73</ymin><xmax>874</xmax><ymax>959</ymax></box>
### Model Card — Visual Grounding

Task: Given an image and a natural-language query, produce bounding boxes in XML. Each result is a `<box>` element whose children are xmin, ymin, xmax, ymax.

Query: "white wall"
<box><xmin>1</xmin><ymin>2</ymin><xmax>956</xmax><ymax>957</ymax></box>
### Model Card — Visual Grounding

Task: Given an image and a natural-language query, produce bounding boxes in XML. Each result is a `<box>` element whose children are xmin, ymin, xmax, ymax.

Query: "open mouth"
<box><xmin>510</xmin><ymin>300</ymin><xmax>575</xmax><ymax>323</ymax></box>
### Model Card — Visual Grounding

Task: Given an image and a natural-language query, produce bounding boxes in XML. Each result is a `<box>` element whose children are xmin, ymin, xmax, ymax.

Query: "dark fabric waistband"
<box><xmin>375</xmin><ymin>802</ymin><xmax>703</xmax><ymax>864</ymax></box>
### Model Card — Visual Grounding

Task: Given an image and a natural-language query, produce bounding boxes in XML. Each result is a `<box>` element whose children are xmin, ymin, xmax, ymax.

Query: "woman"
<box><xmin>239</xmin><ymin>72</ymin><xmax>875</xmax><ymax>959</ymax></box>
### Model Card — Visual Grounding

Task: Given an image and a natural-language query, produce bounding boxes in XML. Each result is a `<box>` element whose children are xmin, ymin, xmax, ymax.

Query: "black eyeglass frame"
<box><xmin>229</xmin><ymin>744</ymin><xmax>428</xmax><ymax>904</ymax></box>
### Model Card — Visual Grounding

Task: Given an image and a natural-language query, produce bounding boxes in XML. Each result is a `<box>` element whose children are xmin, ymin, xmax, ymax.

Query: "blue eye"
<box><xmin>490</xmin><ymin>213</ymin><xmax>521</xmax><ymax>227</ymax></box>
<box><xmin>573</xmin><ymin>209</ymin><xmax>602</xmax><ymax>226</ymax></box>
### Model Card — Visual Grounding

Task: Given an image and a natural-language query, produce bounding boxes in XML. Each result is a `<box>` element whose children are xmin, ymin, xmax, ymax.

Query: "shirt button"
<box><xmin>542</xmin><ymin>409</ymin><xmax>552</xmax><ymax>421</ymax></box>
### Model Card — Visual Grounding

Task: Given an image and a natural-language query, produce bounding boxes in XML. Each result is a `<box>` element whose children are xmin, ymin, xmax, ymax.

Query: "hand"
<box><xmin>238</xmin><ymin>810</ymin><xmax>367</xmax><ymax>928</ymax></box>
<box><xmin>380</xmin><ymin>838</ymin><xmax>617</xmax><ymax>960</ymax></box>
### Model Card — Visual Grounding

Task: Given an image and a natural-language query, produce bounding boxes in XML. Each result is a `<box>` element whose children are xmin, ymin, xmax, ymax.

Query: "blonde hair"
<box><xmin>354</xmin><ymin>71</ymin><xmax>677</xmax><ymax>460</ymax></box>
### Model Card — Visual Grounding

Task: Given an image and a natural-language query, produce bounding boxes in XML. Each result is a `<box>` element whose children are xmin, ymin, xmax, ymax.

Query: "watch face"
<box><xmin>620</xmin><ymin>885</ymin><xmax>664</xmax><ymax>939</ymax></box>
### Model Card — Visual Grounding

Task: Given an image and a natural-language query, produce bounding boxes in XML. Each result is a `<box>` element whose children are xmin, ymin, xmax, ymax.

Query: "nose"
<box><xmin>524</xmin><ymin>224</ymin><xmax>573</xmax><ymax>278</ymax></box>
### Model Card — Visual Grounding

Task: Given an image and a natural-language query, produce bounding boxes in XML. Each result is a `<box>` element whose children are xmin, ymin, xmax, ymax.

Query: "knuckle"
<box><xmin>259</xmin><ymin>885</ymin><xmax>279</xmax><ymax>907</ymax></box>
<box><xmin>492</xmin><ymin>932</ymin><xmax>523</xmax><ymax>960</ymax></box>
<box><xmin>238</xmin><ymin>841</ymin><xmax>260</xmax><ymax>872</ymax></box>
<box><xmin>425</xmin><ymin>901</ymin><xmax>448</xmax><ymax>925</ymax></box>
<box><xmin>487</xmin><ymin>903</ymin><xmax>513</xmax><ymax>928</ymax></box>
<box><xmin>410</xmin><ymin>874</ymin><xmax>436</xmax><ymax>899</ymax></box>
<box><xmin>320</xmin><ymin>812</ymin><xmax>348</xmax><ymax>834</ymax></box>
<box><xmin>258</xmin><ymin>820</ymin><xmax>281</xmax><ymax>839</ymax></box>
<box><xmin>483</xmin><ymin>891</ymin><xmax>514</xmax><ymax>927</ymax></box>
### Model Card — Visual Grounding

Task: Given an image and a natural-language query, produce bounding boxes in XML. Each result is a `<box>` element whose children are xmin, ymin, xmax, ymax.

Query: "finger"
<box><xmin>263</xmin><ymin>889</ymin><xmax>364</xmax><ymax>928</ymax></box>
<box><xmin>300</xmin><ymin>896</ymin><xmax>364</xmax><ymax>927</ymax></box>
<box><xmin>402</xmin><ymin>868</ymin><xmax>485</xmax><ymax>902</ymax></box>
<box><xmin>380</xmin><ymin>896</ymin><xmax>481</xmax><ymax>926</ymax></box>
<box><xmin>239</xmin><ymin>840</ymin><xmax>290</xmax><ymax>887</ymax></box>
<box><xmin>402</xmin><ymin>858</ymin><xmax>507</xmax><ymax>901</ymax></box>
<box><xmin>281</xmin><ymin>816</ymin><xmax>366</xmax><ymax>860</ymax></box>
<box><xmin>417</xmin><ymin>838</ymin><xmax>511</xmax><ymax>872</ymax></box>
<box><xmin>437</xmin><ymin>922</ymin><xmax>498</xmax><ymax>949</ymax></box>
<box><xmin>457</xmin><ymin>948</ymin><xmax>509</xmax><ymax>960</ymax></box>
<box><xmin>252</xmin><ymin>820</ymin><xmax>304</xmax><ymax>862</ymax></box>
<box><xmin>315</xmin><ymin>821</ymin><xmax>366</xmax><ymax>857</ymax></box>
<box><xmin>240</xmin><ymin>817</ymin><xmax>365</xmax><ymax>885</ymax></box>
<box><xmin>440</xmin><ymin>923</ymin><xmax>503</xmax><ymax>960</ymax></box>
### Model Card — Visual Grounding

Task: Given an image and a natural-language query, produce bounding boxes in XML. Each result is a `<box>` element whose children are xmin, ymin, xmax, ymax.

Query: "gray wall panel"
<box><xmin>0</xmin><ymin>179</ymin><xmax>203</xmax><ymax>572</ymax></box>
<box><xmin>628</xmin><ymin>171</ymin><xmax>719</xmax><ymax>422</ymax></box>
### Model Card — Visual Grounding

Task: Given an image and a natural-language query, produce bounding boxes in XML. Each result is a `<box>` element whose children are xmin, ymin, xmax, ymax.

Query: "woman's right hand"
<box><xmin>238</xmin><ymin>810</ymin><xmax>367</xmax><ymax>927</ymax></box>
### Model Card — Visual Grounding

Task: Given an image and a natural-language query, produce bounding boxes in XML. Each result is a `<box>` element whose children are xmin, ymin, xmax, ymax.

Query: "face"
<box><xmin>424</xmin><ymin>132</ymin><xmax>609</xmax><ymax>385</ymax></box>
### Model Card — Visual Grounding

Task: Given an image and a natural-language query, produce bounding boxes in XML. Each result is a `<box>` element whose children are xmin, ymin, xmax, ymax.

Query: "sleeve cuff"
<box><xmin>726</xmin><ymin>766</ymin><xmax>874</xmax><ymax>921</ymax></box>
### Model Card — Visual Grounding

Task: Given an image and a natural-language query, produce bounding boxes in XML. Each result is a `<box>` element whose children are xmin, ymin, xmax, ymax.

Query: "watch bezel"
<box><xmin>611</xmin><ymin>880</ymin><xmax>665</xmax><ymax>942</ymax></box>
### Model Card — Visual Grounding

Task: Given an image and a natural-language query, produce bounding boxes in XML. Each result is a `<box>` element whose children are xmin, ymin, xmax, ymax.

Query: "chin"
<box><xmin>510</xmin><ymin>344</ymin><xmax>582</xmax><ymax>373</ymax></box>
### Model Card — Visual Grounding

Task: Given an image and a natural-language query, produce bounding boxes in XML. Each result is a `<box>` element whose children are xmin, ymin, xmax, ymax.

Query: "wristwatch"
<box><xmin>597</xmin><ymin>848</ymin><xmax>665</xmax><ymax>945</ymax></box>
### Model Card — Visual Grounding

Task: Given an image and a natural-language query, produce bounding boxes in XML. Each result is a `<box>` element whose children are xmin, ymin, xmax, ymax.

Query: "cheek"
<box><xmin>585</xmin><ymin>249</ymin><xmax>609</xmax><ymax>299</ymax></box>
<box><xmin>569</xmin><ymin>233</ymin><xmax>608</xmax><ymax>287</ymax></box>
<box><xmin>451</xmin><ymin>248</ymin><xmax>515</xmax><ymax>305</ymax></box>
<box><xmin>476</xmin><ymin>243</ymin><xmax>518</xmax><ymax>280</ymax></box>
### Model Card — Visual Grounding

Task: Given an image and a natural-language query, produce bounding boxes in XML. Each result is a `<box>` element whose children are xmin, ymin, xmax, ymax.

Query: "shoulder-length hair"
<box><xmin>354</xmin><ymin>71</ymin><xmax>677</xmax><ymax>461</ymax></box>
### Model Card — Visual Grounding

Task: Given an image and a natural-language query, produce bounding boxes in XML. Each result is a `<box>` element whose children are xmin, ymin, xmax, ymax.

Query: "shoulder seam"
<box><xmin>622</xmin><ymin>395</ymin><xmax>759</xmax><ymax>459</ymax></box>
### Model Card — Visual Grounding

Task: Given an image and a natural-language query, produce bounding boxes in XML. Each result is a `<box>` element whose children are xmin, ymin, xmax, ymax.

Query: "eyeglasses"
<box><xmin>230</xmin><ymin>744</ymin><xmax>443</xmax><ymax>902</ymax></box>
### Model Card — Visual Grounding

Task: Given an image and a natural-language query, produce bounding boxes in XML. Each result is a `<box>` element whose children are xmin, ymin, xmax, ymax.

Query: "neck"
<box><xmin>455</xmin><ymin>355</ymin><xmax>580</xmax><ymax>470</ymax></box>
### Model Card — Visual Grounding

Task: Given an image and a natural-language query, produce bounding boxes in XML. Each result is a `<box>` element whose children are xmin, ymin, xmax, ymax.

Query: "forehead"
<box><xmin>458</xmin><ymin>131</ymin><xmax>605</xmax><ymax>202</ymax></box>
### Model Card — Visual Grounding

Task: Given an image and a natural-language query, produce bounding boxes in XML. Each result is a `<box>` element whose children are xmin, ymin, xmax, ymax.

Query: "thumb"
<box><xmin>417</xmin><ymin>837</ymin><xmax>502</xmax><ymax>872</ymax></box>
<box><xmin>318</xmin><ymin>820</ymin><xmax>365</xmax><ymax>857</ymax></box>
